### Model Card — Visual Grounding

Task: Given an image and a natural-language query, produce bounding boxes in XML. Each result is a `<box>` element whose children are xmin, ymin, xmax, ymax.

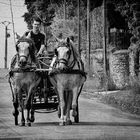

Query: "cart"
<box><xmin>33</xmin><ymin>54</ymin><xmax>80</xmax><ymax>122</ymax></box>
<box><xmin>31</xmin><ymin>53</ymin><xmax>59</xmax><ymax>113</ymax></box>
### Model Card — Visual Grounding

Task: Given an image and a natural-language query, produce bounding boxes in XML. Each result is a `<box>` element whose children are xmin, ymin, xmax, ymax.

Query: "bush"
<box><xmin>131</xmin><ymin>4</ymin><xmax>140</xmax><ymax>12</ymax></box>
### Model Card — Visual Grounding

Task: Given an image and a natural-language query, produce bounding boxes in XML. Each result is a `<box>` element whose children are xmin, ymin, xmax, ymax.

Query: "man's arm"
<box><xmin>37</xmin><ymin>44</ymin><xmax>45</xmax><ymax>56</ymax></box>
<box><xmin>22</xmin><ymin>31</ymin><xmax>30</xmax><ymax>38</ymax></box>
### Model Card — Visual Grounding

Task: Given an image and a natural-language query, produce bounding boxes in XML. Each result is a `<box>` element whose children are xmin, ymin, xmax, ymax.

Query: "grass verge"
<box><xmin>99</xmin><ymin>90</ymin><xmax>140</xmax><ymax>115</ymax></box>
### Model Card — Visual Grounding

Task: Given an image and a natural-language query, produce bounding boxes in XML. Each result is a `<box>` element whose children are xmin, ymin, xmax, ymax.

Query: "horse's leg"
<box><xmin>12</xmin><ymin>91</ymin><xmax>19</xmax><ymax>125</ymax></box>
<box><xmin>20</xmin><ymin>107</ymin><xmax>25</xmax><ymax>126</ymax></box>
<box><xmin>72</xmin><ymin>87</ymin><xmax>79</xmax><ymax>117</ymax></box>
<box><xmin>26</xmin><ymin>97</ymin><xmax>31</xmax><ymax>126</ymax></box>
<box><xmin>25</xmin><ymin>77</ymin><xmax>41</xmax><ymax>108</ymax></box>
<box><xmin>66</xmin><ymin>91</ymin><xmax>72</xmax><ymax>125</ymax></box>
<box><xmin>30</xmin><ymin>95</ymin><xmax>35</xmax><ymax>123</ymax></box>
<box><xmin>57</xmin><ymin>87</ymin><xmax>65</xmax><ymax>126</ymax></box>
<box><xmin>30</xmin><ymin>109</ymin><xmax>35</xmax><ymax>122</ymax></box>
<box><xmin>19</xmin><ymin>91</ymin><xmax>25</xmax><ymax>126</ymax></box>
<box><xmin>26</xmin><ymin>109</ymin><xmax>31</xmax><ymax>126</ymax></box>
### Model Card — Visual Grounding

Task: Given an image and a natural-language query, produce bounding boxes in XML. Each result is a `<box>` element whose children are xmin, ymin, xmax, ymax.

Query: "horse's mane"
<box><xmin>16</xmin><ymin>37</ymin><xmax>36</xmax><ymax>62</ymax></box>
<box><xmin>69</xmin><ymin>40</ymin><xmax>81</xmax><ymax>60</ymax></box>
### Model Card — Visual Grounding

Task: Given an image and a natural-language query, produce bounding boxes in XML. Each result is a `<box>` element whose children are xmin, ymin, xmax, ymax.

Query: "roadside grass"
<box><xmin>82</xmin><ymin>76</ymin><xmax>140</xmax><ymax>116</ymax></box>
<box><xmin>100</xmin><ymin>90</ymin><xmax>140</xmax><ymax>115</ymax></box>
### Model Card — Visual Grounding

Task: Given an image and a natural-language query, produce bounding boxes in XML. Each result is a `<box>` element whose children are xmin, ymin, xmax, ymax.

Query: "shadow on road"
<box><xmin>74</xmin><ymin>121</ymin><xmax>140</xmax><ymax>127</ymax></box>
<box><xmin>32</xmin><ymin>121</ymin><xmax>140</xmax><ymax>127</ymax></box>
<box><xmin>33</xmin><ymin>121</ymin><xmax>58</xmax><ymax>126</ymax></box>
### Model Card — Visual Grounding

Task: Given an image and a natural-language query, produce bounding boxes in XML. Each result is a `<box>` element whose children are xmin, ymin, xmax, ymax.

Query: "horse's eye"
<box><xmin>67</xmin><ymin>50</ymin><xmax>70</xmax><ymax>55</ymax></box>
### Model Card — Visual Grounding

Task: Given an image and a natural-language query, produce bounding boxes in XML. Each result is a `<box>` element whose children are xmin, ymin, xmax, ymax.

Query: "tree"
<box><xmin>23</xmin><ymin>0</ymin><xmax>55</xmax><ymax>29</ymax></box>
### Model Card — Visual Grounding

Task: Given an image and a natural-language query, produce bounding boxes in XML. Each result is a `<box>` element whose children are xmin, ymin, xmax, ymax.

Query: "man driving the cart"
<box><xmin>9</xmin><ymin>16</ymin><xmax>46</xmax><ymax>70</ymax></box>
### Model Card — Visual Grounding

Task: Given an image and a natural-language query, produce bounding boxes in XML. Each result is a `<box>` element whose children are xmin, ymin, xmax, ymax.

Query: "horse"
<box><xmin>9</xmin><ymin>37</ymin><xmax>41</xmax><ymax>126</ymax></box>
<box><xmin>49</xmin><ymin>37</ymin><xmax>86</xmax><ymax>125</ymax></box>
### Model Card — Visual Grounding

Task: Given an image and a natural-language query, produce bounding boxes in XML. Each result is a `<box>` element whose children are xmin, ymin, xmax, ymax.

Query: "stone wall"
<box><xmin>81</xmin><ymin>49</ymin><xmax>103</xmax><ymax>75</ymax></box>
<box><xmin>109</xmin><ymin>50</ymin><xmax>129</xmax><ymax>89</ymax></box>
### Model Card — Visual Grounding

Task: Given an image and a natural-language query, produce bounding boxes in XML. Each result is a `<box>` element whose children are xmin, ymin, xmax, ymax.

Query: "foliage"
<box><xmin>50</xmin><ymin>16</ymin><xmax>78</xmax><ymax>39</ymax></box>
<box><xmin>23</xmin><ymin>0</ymin><xmax>55</xmax><ymax>29</ymax></box>
<box><xmin>111</xmin><ymin>1</ymin><xmax>140</xmax><ymax>33</ymax></box>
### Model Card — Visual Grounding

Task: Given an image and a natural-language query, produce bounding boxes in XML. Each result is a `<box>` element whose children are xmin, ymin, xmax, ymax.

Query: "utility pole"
<box><xmin>64</xmin><ymin>0</ymin><xmax>66</xmax><ymax>20</ymax></box>
<box><xmin>87</xmin><ymin>0</ymin><xmax>91</xmax><ymax>76</ymax></box>
<box><xmin>78</xmin><ymin>0</ymin><xmax>81</xmax><ymax>55</ymax></box>
<box><xmin>9</xmin><ymin>0</ymin><xmax>16</xmax><ymax>46</ymax></box>
<box><xmin>103</xmin><ymin>0</ymin><xmax>108</xmax><ymax>90</ymax></box>
<box><xmin>0</xmin><ymin>21</ymin><xmax>11</xmax><ymax>69</ymax></box>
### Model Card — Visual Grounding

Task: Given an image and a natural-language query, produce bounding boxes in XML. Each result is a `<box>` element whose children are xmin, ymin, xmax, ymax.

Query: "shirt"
<box><xmin>24</xmin><ymin>31</ymin><xmax>45</xmax><ymax>52</ymax></box>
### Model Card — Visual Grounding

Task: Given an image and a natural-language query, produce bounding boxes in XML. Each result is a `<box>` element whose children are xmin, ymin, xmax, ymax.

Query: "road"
<box><xmin>1</xmin><ymin>73</ymin><xmax>140</xmax><ymax>139</ymax></box>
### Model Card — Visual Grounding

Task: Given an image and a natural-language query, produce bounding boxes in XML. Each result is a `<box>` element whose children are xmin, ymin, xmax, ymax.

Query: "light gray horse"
<box><xmin>49</xmin><ymin>37</ymin><xmax>86</xmax><ymax>125</ymax></box>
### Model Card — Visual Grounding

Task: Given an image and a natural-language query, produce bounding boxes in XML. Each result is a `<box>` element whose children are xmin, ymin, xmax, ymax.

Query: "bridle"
<box><xmin>16</xmin><ymin>43</ymin><xmax>30</xmax><ymax>67</ymax></box>
<box><xmin>18</xmin><ymin>54</ymin><xmax>29</xmax><ymax>61</ymax></box>
<box><xmin>55</xmin><ymin>42</ymin><xmax>77</xmax><ymax>70</ymax></box>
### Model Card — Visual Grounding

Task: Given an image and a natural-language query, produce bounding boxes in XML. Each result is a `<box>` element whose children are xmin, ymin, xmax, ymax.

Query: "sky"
<box><xmin>0</xmin><ymin>0</ymin><xmax>28</xmax><ymax>68</ymax></box>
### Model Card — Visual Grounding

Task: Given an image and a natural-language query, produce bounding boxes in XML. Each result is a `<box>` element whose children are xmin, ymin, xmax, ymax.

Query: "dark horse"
<box><xmin>9</xmin><ymin>37</ymin><xmax>41</xmax><ymax>126</ymax></box>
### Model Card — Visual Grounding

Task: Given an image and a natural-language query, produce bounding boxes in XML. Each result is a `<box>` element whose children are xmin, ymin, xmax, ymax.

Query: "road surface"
<box><xmin>1</xmin><ymin>73</ymin><xmax>140</xmax><ymax>139</ymax></box>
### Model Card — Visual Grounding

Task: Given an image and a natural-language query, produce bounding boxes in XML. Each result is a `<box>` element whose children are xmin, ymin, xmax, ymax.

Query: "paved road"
<box><xmin>1</xmin><ymin>76</ymin><xmax>140</xmax><ymax>140</ymax></box>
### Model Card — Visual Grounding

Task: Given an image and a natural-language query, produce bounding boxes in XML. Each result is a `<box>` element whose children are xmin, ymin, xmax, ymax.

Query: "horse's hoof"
<box><xmin>20</xmin><ymin>122</ymin><xmax>25</xmax><ymax>126</ymax></box>
<box><xmin>72</xmin><ymin>110</ymin><xmax>77</xmax><ymax>117</ymax></box>
<box><xmin>15</xmin><ymin>116</ymin><xmax>18</xmax><ymax>125</ymax></box>
<box><xmin>66</xmin><ymin>120</ymin><xmax>72</xmax><ymax>125</ymax></box>
<box><xmin>15</xmin><ymin>122</ymin><xmax>18</xmax><ymax>126</ymax></box>
<box><xmin>59</xmin><ymin>122</ymin><xmax>65</xmax><ymax>126</ymax></box>
<box><xmin>30</xmin><ymin>117</ymin><xmax>35</xmax><ymax>122</ymax></box>
<box><xmin>27</xmin><ymin>122</ymin><xmax>31</xmax><ymax>127</ymax></box>
<box><xmin>12</xmin><ymin>110</ymin><xmax>19</xmax><ymax>116</ymax></box>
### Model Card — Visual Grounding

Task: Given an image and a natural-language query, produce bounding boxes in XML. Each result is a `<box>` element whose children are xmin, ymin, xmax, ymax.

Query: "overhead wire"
<box><xmin>0</xmin><ymin>1</ymin><xmax>25</xmax><ymax>7</ymax></box>
<box><xmin>9</xmin><ymin>0</ymin><xmax>16</xmax><ymax>45</ymax></box>
<box><xmin>0</xmin><ymin>16</ymin><xmax>23</xmax><ymax>19</ymax></box>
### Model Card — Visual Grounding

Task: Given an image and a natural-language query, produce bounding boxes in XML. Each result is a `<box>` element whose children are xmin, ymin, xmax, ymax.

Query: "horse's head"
<box><xmin>55</xmin><ymin>37</ymin><xmax>72</xmax><ymax>70</ymax></box>
<box><xmin>16</xmin><ymin>37</ymin><xmax>36</xmax><ymax>67</ymax></box>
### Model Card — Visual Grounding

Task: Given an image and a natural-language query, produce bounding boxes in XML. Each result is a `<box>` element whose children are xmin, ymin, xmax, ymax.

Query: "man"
<box><xmin>22</xmin><ymin>17</ymin><xmax>46</xmax><ymax>57</ymax></box>
<box><xmin>9</xmin><ymin>17</ymin><xmax>46</xmax><ymax>70</ymax></box>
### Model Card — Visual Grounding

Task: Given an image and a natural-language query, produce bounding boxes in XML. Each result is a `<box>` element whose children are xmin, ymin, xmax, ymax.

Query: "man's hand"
<box><xmin>37</xmin><ymin>45</ymin><xmax>45</xmax><ymax>57</ymax></box>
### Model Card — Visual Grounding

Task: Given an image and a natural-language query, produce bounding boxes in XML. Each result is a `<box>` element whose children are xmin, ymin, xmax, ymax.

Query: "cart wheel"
<box><xmin>74</xmin><ymin>104</ymin><xmax>79</xmax><ymax>123</ymax></box>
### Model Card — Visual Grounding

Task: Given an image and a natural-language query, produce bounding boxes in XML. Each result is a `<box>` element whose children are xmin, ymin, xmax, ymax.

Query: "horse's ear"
<box><xmin>15</xmin><ymin>41</ymin><xmax>20</xmax><ymax>52</ymax></box>
<box><xmin>16</xmin><ymin>44</ymin><xmax>18</xmax><ymax>52</ymax></box>
<box><xmin>66</xmin><ymin>37</ymin><xmax>70</xmax><ymax>44</ymax></box>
